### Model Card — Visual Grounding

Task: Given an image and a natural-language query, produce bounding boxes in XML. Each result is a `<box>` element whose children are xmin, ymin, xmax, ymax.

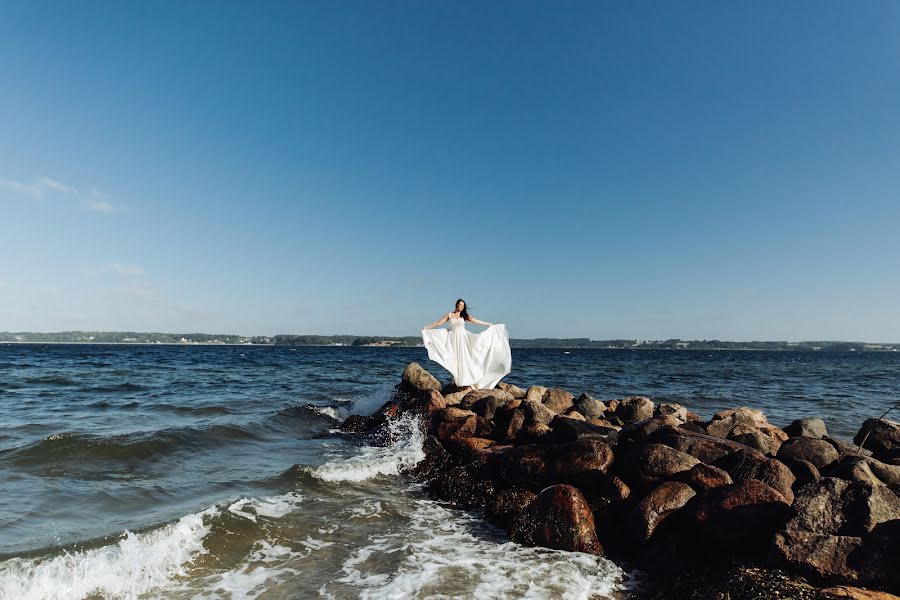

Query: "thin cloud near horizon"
<box><xmin>0</xmin><ymin>176</ymin><xmax>126</xmax><ymax>213</ymax></box>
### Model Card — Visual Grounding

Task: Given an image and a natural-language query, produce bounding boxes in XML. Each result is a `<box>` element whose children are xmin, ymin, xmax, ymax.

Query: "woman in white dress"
<box><xmin>421</xmin><ymin>299</ymin><xmax>511</xmax><ymax>390</ymax></box>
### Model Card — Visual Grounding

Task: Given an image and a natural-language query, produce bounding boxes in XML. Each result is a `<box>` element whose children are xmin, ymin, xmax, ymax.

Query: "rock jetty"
<box><xmin>341</xmin><ymin>363</ymin><xmax>900</xmax><ymax>599</ymax></box>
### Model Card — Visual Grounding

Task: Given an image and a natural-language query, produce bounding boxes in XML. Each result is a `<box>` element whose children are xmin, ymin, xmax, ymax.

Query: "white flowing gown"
<box><xmin>421</xmin><ymin>317</ymin><xmax>511</xmax><ymax>389</ymax></box>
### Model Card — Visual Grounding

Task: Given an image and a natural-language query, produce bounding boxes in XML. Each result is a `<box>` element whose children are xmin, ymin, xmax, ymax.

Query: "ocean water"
<box><xmin>0</xmin><ymin>344</ymin><xmax>897</xmax><ymax>600</ymax></box>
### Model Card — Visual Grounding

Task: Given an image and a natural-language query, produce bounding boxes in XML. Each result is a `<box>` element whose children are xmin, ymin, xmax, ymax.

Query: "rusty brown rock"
<box><xmin>713</xmin><ymin>449</ymin><xmax>796</xmax><ymax>504</ymax></box>
<box><xmin>497</xmin><ymin>382</ymin><xmax>527</xmax><ymax>399</ymax></box>
<box><xmin>526</xmin><ymin>385</ymin><xmax>548</xmax><ymax>403</ymax></box>
<box><xmin>510</xmin><ymin>484</ymin><xmax>603</xmax><ymax>554</ymax></box>
<box><xmin>402</xmin><ymin>362</ymin><xmax>442</xmax><ymax>392</ymax></box>
<box><xmin>669</xmin><ymin>463</ymin><xmax>734</xmax><ymax>491</ymax></box>
<box><xmin>692</xmin><ymin>479</ymin><xmax>790</xmax><ymax>543</ymax></box>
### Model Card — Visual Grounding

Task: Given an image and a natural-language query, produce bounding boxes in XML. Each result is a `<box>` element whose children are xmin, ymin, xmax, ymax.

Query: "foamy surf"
<box><xmin>325</xmin><ymin>494</ymin><xmax>632</xmax><ymax>600</ymax></box>
<box><xmin>306</xmin><ymin>414</ymin><xmax>425</xmax><ymax>482</ymax></box>
<box><xmin>0</xmin><ymin>507</ymin><xmax>214</xmax><ymax>600</ymax></box>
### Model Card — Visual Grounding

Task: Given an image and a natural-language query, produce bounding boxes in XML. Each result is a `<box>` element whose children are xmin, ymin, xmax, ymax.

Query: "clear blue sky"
<box><xmin>1</xmin><ymin>1</ymin><xmax>899</xmax><ymax>341</ymax></box>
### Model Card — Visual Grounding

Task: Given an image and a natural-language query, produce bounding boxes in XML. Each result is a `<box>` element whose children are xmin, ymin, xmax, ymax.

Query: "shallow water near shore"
<box><xmin>0</xmin><ymin>344</ymin><xmax>897</xmax><ymax>599</ymax></box>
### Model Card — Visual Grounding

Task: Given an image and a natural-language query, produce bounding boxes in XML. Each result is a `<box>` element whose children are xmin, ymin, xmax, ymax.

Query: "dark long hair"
<box><xmin>456</xmin><ymin>298</ymin><xmax>470</xmax><ymax>321</ymax></box>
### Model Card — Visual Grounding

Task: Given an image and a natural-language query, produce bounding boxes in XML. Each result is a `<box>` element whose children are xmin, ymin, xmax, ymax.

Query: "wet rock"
<box><xmin>484</xmin><ymin>487</ymin><xmax>537</xmax><ymax>529</ymax></box>
<box><xmin>427</xmin><ymin>462</ymin><xmax>496</xmax><ymax>509</ymax></box>
<box><xmin>692</xmin><ymin>479</ymin><xmax>790</xmax><ymax>544</ymax></box>
<box><xmin>482</xmin><ymin>444</ymin><xmax>549</xmax><ymax>489</ymax></box>
<box><xmin>573</xmin><ymin>393</ymin><xmax>607</xmax><ymax>420</ymax></box>
<box><xmin>619</xmin><ymin>442</ymin><xmax>700</xmax><ymax>491</ymax></box>
<box><xmin>671</xmin><ymin>565</ymin><xmax>847</xmax><ymax>600</ymax></box>
<box><xmin>542</xmin><ymin>388</ymin><xmax>575</xmax><ymax>413</ymax></box>
<box><xmin>491</xmin><ymin>407</ymin><xmax>525</xmax><ymax>442</ymax></box>
<box><xmin>409</xmin><ymin>435</ymin><xmax>451</xmax><ymax>479</ymax></box>
<box><xmin>550</xmin><ymin>416</ymin><xmax>619</xmax><ymax>445</ymax></box>
<box><xmin>821</xmin><ymin>585</ymin><xmax>900</xmax><ymax>599</ymax></box>
<box><xmin>402</xmin><ymin>362</ymin><xmax>442</xmax><ymax>392</ymax></box>
<box><xmin>525</xmin><ymin>385</ymin><xmax>548</xmax><ymax>403</ymax></box>
<box><xmin>778</xmin><ymin>437</ymin><xmax>841</xmax><ymax>470</ymax></box>
<box><xmin>713</xmin><ymin>450</ymin><xmax>796</xmax><ymax>503</ymax></box>
<box><xmin>444</xmin><ymin>436</ymin><xmax>496</xmax><ymax>464</ymax></box>
<box><xmin>510</xmin><ymin>484</ymin><xmax>603</xmax><ymax>554</ymax></box>
<box><xmin>547</xmin><ymin>439</ymin><xmax>615</xmax><ymax>491</ymax></box>
<box><xmin>496</xmin><ymin>382</ymin><xmax>527</xmax><ymax>399</ymax></box>
<box><xmin>413</xmin><ymin>389</ymin><xmax>446</xmax><ymax>413</ymax></box>
<box><xmin>520</xmin><ymin>399</ymin><xmax>556</xmax><ymax>427</ymax></box>
<box><xmin>854</xmin><ymin>418</ymin><xmax>900</xmax><ymax>454</ymax></box>
<box><xmin>340</xmin><ymin>414</ymin><xmax>376</xmax><ymax>432</ymax></box>
<box><xmin>628</xmin><ymin>480</ymin><xmax>696</xmax><ymax>543</ymax></box>
<box><xmin>474</xmin><ymin>416</ymin><xmax>494</xmax><ymax>438</ymax></box>
<box><xmin>785</xmin><ymin>417</ymin><xmax>829</xmax><ymax>439</ymax></box>
<box><xmin>670</xmin><ymin>463</ymin><xmax>734</xmax><ymax>491</ymax></box>
<box><xmin>615</xmin><ymin>396</ymin><xmax>655</xmax><ymax>424</ymax></box>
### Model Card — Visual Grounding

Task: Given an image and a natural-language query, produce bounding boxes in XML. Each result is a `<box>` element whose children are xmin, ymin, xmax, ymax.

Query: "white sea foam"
<box><xmin>0</xmin><ymin>507</ymin><xmax>215</xmax><ymax>600</ymax></box>
<box><xmin>312</xmin><ymin>405</ymin><xmax>343</xmax><ymax>421</ymax></box>
<box><xmin>190</xmin><ymin>539</ymin><xmax>302</xmax><ymax>600</ymax></box>
<box><xmin>331</xmin><ymin>497</ymin><xmax>630</xmax><ymax>600</ymax></box>
<box><xmin>306</xmin><ymin>414</ymin><xmax>425</xmax><ymax>483</ymax></box>
<box><xmin>227</xmin><ymin>492</ymin><xmax>304</xmax><ymax>522</ymax></box>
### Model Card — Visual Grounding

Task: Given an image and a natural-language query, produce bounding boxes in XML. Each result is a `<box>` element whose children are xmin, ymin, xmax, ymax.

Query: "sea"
<box><xmin>0</xmin><ymin>344</ymin><xmax>897</xmax><ymax>600</ymax></box>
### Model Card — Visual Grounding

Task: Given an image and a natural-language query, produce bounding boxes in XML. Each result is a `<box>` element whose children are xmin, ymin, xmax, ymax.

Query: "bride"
<box><xmin>421</xmin><ymin>299</ymin><xmax>511</xmax><ymax>390</ymax></box>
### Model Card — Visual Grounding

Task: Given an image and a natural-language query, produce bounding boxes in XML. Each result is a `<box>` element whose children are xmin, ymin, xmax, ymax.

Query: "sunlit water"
<box><xmin>0</xmin><ymin>344</ymin><xmax>897</xmax><ymax>599</ymax></box>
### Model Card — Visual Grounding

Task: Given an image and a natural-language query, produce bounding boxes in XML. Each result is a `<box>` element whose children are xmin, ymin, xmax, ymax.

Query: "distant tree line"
<box><xmin>2</xmin><ymin>332</ymin><xmax>898</xmax><ymax>351</ymax></box>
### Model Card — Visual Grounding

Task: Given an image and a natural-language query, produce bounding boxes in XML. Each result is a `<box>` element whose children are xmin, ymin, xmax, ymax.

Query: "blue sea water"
<box><xmin>0</xmin><ymin>344</ymin><xmax>897</xmax><ymax>599</ymax></box>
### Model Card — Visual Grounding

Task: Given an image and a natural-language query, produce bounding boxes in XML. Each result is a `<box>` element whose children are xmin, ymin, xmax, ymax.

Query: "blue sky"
<box><xmin>1</xmin><ymin>1</ymin><xmax>899</xmax><ymax>340</ymax></box>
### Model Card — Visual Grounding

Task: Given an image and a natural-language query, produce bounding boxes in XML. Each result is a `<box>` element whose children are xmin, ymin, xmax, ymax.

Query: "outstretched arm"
<box><xmin>424</xmin><ymin>313</ymin><xmax>450</xmax><ymax>329</ymax></box>
<box><xmin>466</xmin><ymin>315</ymin><xmax>493</xmax><ymax>327</ymax></box>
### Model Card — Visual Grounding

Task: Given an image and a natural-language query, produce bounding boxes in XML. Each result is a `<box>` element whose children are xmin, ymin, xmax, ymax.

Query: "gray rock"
<box><xmin>783</xmin><ymin>417</ymin><xmax>828</xmax><ymax>439</ymax></box>
<box><xmin>520</xmin><ymin>399</ymin><xmax>556</xmax><ymax>427</ymax></box>
<box><xmin>655</xmin><ymin>402</ymin><xmax>688</xmax><ymax>422</ymax></box>
<box><xmin>777</xmin><ymin>437</ymin><xmax>840</xmax><ymax>470</ymax></box>
<box><xmin>573</xmin><ymin>393</ymin><xmax>606</xmax><ymax>420</ymax></box>
<box><xmin>615</xmin><ymin>396</ymin><xmax>655</xmax><ymax>424</ymax></box>
<box><xmin>401</xmin><ymin>362</ymin><xmax>442</xmax><ymax>392</ymax></box>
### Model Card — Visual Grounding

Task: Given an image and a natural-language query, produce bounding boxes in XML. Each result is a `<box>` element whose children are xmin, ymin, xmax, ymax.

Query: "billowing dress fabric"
<box><xmin>421</xmin><ymin>317</ymin><xmax>511</xmax><ymax>389</ymax></box>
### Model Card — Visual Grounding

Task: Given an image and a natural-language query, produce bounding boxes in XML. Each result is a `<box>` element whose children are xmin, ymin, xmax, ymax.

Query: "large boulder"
<box><xmin>542</xmin><ymin>388</ymin><xmax>575</xmax><ymax>413</ymax></box>
<box><xmin>777</xmin><ymin>437</ymin><xmax>840</xmax><ymax>470</ymax></box>
<box><xmin>615</xmin><ymin>396</ymin><xmax>655</xmax><ymax>424</ymax></box>
<box><xmin>780</xmin><ymin>477</ymin><xmax>900</xmax><ymax>537</ymax></box>
<box><xmin>650</xmin><ymin>425</ymin><xmax>750</xmax><ymax>464</ymax></box>
<box><xmin>619</xmin><ymin>443</ymin><xmax>700</xmax><ymax>491</ymax></box>
<box><xmin>854</xmin><ymin>418</ymin><xmax>900</xmax><ymax>454</ymax></box>
<box><xmin>784</xmin><ymin>417</ymin><xmax>829</xmax><ymax>439</ymax></box>
<box><xmin>655</xmin><ymin>402</ymin><xmax>688</xmax><ymax>422</ymax></box>
<box><xmin>463</xmin><ymin>393</ymin><xmax>510</xmax><ymax>420</ymax></box>
<box><xmin>692</xmin><ymin>479</ymin><xmax>791</xmax><ymax>544</ymax></box>
<box><xmin>713</xmin><ymin>450</ymin><xmax>796</xmax><ymax>504</ymax></box>
<box><xmin>510</xmin><ymin>484</ymin><xmax>603</xmax><ymax>554</ymax></box>
<box><xmin>401</xmin><ymin>362</ymin><xmax>442</xmax><ymax>392</ymax></box>
<box><xmin>482</xmin><ymin>439</ymin><xmax>614</xmax><ymax>492</ymax></box>
<box><xmin>627</xmin><ymin>480</ymin><xmax>696</xmax><ymax>543</ymax></box>
<box><xmin>484</xmin><ymin>487</ymin><xmax>536</xmax><ymax>529</ymax></box>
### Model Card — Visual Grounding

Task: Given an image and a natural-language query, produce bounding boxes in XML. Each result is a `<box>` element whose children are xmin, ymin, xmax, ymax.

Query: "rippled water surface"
<box><xmin>0</xmin><ymin>344</ymin><xmax>897</xmax><ymax>599</ymax></box>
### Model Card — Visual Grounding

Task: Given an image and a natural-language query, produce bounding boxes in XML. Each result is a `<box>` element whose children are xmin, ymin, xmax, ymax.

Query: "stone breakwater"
<box><xmin>341</xmin><ymin>363</ymin><xmax>900</xmax><ymax>600</ymax></box>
